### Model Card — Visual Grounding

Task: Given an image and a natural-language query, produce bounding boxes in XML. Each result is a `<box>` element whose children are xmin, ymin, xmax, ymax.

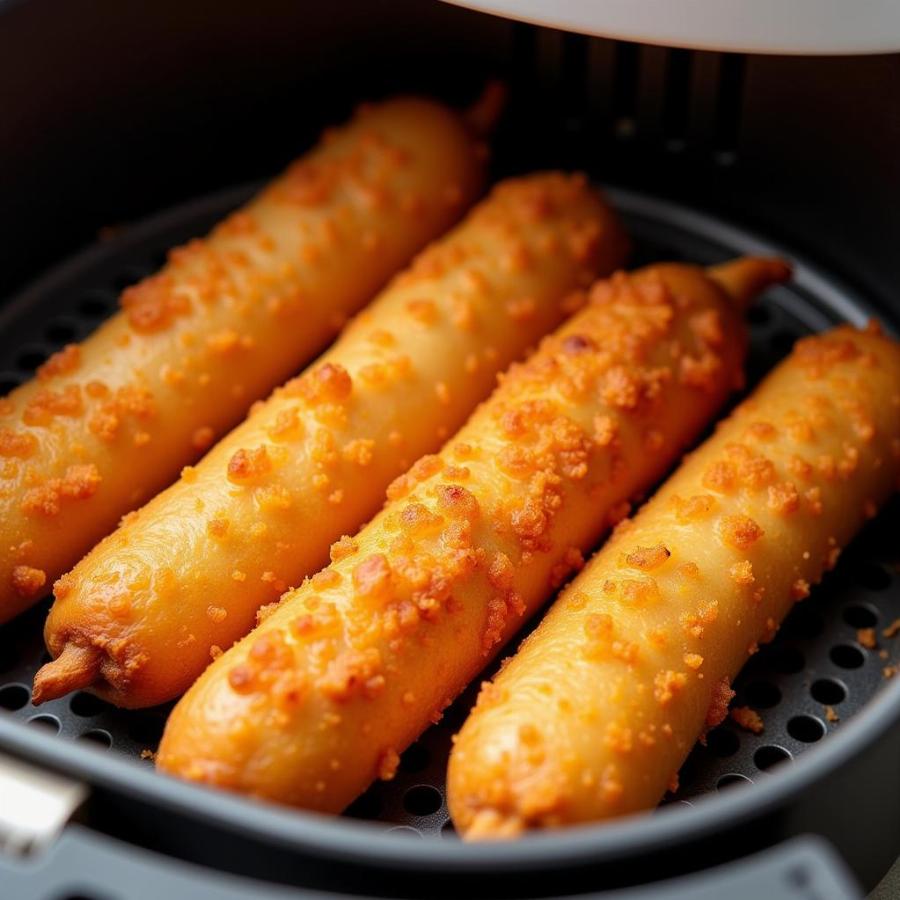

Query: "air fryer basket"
<box><xmin>1</xmin><ymin>2</ymin><xmax>900</xmax><ymax>898</ymax></box>
<box><xmin>1</xmin><ymin>182</ymin><xmax>899</xmax><ymax>899</ymax></box>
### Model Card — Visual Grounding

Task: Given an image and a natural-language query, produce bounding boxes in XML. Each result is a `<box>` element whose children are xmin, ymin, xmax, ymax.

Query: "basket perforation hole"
<box><xmin>125</xmin><ymin>714</ymin><xmax>166</xmax><ymax>747</ymax></box>
<box><xmin>830</xmin><ymin>644</ymin><xmax>866</xmax><ymax>669</ymax></box>
<box><xmin>78</xmin><ymin>292</ymin><xmax>116</xmax><ymax>319</ymax></box>
<box><xmin>78</xmin><ymin>729</ymin><xmax>113</xmax><ymax>748</ymax></box>
<box><xmin>344</xmin><ymin>790</ymin><xmax>382</xmax><ymax>820</ymax></box>
<box><xmin>386</xmin><ymin>826</ymin><xmax>422</xmax><ymax>838</ymax></box>
<box><xmin>770</xmin><ymin>329</ymin><xmax>797</xmax><ymax>355</ymax></box>
<box><xmin>767</xmin><ymin>645</ymin><xmax>805</xmax><ymax>675</ymax></box>
<box><xmin>716</xmin><ymin>773</ymin><xmax>752</xmax><ymax>791</ymax></box>
<box><xmin>0</xmin><ymin>374</ymin><xmax>22</xmax><ymax>395</ymax></box>
<box><xmin>28</xmin><ymin>714</ymin><xmax>61</xmax><ymax>733</ymax></box>
<box><xmin>44</xmin><ymin>319</ymin><xmax>80</xmax><ymax>345</ymax></box>
<box><xmin>705</xmin><ymin>727</ymin><xmax>739</xmax><ymax>758</ymax></box>
<box><xmin>70</xmin><ymin>691</ymin><xmax>113</xmax><ymax>717</ymax></box>
<box><xmin>787</xmin><ymin>715</ymin><xmax>826</xmax><ymax>743</ymax></box>
<box><xmin>16</xmin><ymin>346</ymin><xmax>48</xmax><ymax>373</ymax></box>
<box><xmin>811</xmin><ymin>678</ymin><xmax>847</xmax><ymax>705</ymax></box>
<box><xmin>742</xmin><ymin>681</ymin><xmax>781</xmax><ymax>709</ymax></box>
<box><xmin>54</xmin><ymin>894</ymin><xmax>108</xmax><ymax>900</ymax></box>
<box><xmin>441</xmin><ymin>699</ymin><xmax>472</xmax><ymax>733</ymax></box>
<box><xmin>0</xmin><ymin>683</ymin><xmax>29</xmax><ymax>711</ymax></box>
<box><xmin>402</xmin><ymin>784</ymin><xmax>443</xmax><ymax>817</ymax></box>
<box><xmin>113</xmin><ymin>268</ymin><xmax>151</xmax><ymax>293</ymax></box>
<box><xmin>842</xmin><ymin>604</ymin><xmax>879</xmax><ymax>628</ymax></box>
<box><xmin>399</xmin><ymin>743</ymin><xmax>430</xmax><ymax>774</ymax></box>
<box><xmin>784</xmin><ymin>606</ymin><xmax>825</xmax><ymax>639</ymax></box>
<box><xmin>0</xmin><ymin>638</ymin><xmax>21</xmax><ymax>674</ymax></box>
<box><xmin>853</xmin><ymin>562</ymin><xmax>891</xmax><ymax>591</ymax></box>
<box><xmin>676</xmin><ymin>750</ymin><xmax>699</xmax><ymax>789</ymax></box>
<box><xmin>747</xmin><ymin>304</ymin><xmax>772</xmax><ymax>327</ymax></box>
<box><xmin>753</xmin><ymin>745</ymin><xmax>792</xmax><ymax>771</ymax></box>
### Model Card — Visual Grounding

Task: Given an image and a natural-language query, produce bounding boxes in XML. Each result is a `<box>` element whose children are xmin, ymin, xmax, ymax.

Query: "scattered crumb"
<box><xmin>256</xmin><ymin>602</ymin><xmax>279</xmax><ymax>624</ymax></box>
<box><xmin>884</xmin><ymin>665</ymin><xmax>898</xmax><ymax>680</ymax></box>
<box><xmin>730</xmin><ymin>706</ymin><xmax>764</xmax><ymax>734</ymax></box>
<box><xmin>882</xmin><ymin>618</ymin><xmax>900</xmax><ymax>640</ymax></box>
<box><xmin>140</xmin><ymin>749</ymin><xmax>156</xmax><ymax>761</ymax></box>
<box><xmin>857</xmin><ymin>627</ymin><xmax>877</xmax><ymax>649</ymax></box>
<box><xmin>377</xmin><ymin>748</ymin><xmax>400</xmax><ymax>781</ymax></box>
<box><xmin>825</xmin><ymin>706</ymin><xmax>839</xmax><ymax>723</ymax></box>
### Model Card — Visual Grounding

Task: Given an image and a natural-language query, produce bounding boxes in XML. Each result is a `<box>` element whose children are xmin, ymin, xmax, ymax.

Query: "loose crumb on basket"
<box><xmin>140</xmin><ymin>749</ymin><xmax>156</xmax><ymax>761</ymax></box>
<box><xmin>825</xmin><ymin>706</ymin><xmax>839</xmax><ymax>723</ymax></box>
<box><xmin>730</xmin><ymin>706</ymin><xmax>764</xmax><ymax>734</ymax></box>
<box><xmin>884</xmin><ymin>664</ymin><xmax>898</xmax><ymax>680</ymax></box>
<box><xmin>857</xmin><ymin>627</ymin><xmax>878</xmax><ymax>649</ymax></box>
<box><xmin>882</xmin><ymin>618</ymin><xmax>900</xmax><ymax>640</ymax></box>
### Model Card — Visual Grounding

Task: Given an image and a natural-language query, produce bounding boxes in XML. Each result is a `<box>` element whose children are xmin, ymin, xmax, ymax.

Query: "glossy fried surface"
<box><xmin>0</xmin><ymin>95</ymin><xmax>485</xmax><ymax>624</ymax></box>
<box><xmin>157</xmin><ymin>258</ymin><xmax>787</xmax><ymax>812</ymax></box>
<box><xmin>447</xmin><ymin>324</ymin><xmax>900</xmax><ymax>838</ymax></box>
<box><xmin>36</xmin><ymin>173</ymin><xmax>626</xmax><ymax>708</ymax></box>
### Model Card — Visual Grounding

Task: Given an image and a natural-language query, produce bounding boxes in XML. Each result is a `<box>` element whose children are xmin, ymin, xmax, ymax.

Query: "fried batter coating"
<box><xmin>36</xmin><ymin>172</ymin><xmax>627</xmax><ymax>707</ymax></box>
<box><xmin>156</xmin><ymin>257</ymin><xmax>788</xmax><ymax>811</ymax></box>
<box><xmin>1</xmin><ymin>94</ymin><xmax>486</xmax><ymax>624</ymax></box>
<box><xmin>448</xmin><ymin>323</ymin><xmax>900</xmax><ymax>837</ymax></box>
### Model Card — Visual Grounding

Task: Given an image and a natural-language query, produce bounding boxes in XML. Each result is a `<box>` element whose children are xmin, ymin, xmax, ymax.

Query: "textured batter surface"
<box><xmin>34</xmin><ymin>172</ymin><xmax>626</xmax><ymax>709</ymax></box>
<box><xmin>448</xmin><ymin>325</ymin><xmax>900</xmax><ymax>836</ymax></box>
<box><xmin>155</xmin><ymin>257</ymin><xmax>781</xmax><ymax>811</ymax></box>
<box><xmin>0</xmin><ymin>96</ymin><xmax>485</xmax><ymax>625</ymax></box>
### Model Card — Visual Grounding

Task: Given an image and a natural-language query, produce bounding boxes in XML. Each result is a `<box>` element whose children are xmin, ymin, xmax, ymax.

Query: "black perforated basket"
<box><xmin>1</xmin><ymin>181</ymin><xmax>899</xmax><ymax>900</ymax></box>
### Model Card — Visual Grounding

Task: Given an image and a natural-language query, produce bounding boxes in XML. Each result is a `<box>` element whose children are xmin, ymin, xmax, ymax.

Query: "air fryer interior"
<box><xmin>1</xmin><ymin>182</ymin><xmax>900</xmax><ymax>894</ymax></box>
<box><xmin>1</xmin><ymin>1</ymin><xmax>900</xmax><ymax>896</ymax></box>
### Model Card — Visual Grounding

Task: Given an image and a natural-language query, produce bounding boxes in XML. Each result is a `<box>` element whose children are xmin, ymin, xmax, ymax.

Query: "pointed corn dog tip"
<box><xmin>458</xmin><ymin>808</ymin><xmax>524</xmax><ymax>841</ymax></box>
<box><xmin>32</xmin><ymin>644</ymin><xmax>101</xmax><ymax>706</ymax></box>
<box><xmin>463</xmin><ymin>80</ymin><xmax>508</xmax><ymax>138</ymax></box>
<box><xmin>707</xmin><ymin>256</ymin><xmax>793</xmax><ymax>312</ymax></box>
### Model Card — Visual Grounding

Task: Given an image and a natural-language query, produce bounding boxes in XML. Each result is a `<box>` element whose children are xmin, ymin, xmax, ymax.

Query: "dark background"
<box><xmin>1</xmin><ymin>0</ymin><xmax>898</xmax><ymax>313</ymax></box>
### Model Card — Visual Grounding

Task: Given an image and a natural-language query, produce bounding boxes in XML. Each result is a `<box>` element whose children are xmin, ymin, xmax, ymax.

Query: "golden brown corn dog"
<box><xmin>34</xmin><ymin>173</ymin><xmax>627</xmax><ymax>708</ymax></box>
<box><xmin>447</xmin><ymin>323</ymin><xmax>900</xmax><ymax>838</ymax></box>
<box><xmin>0</xmin><ymin>96</ymin><xmax>486</xmax><ymax>625</ymax></box>
<box><xmin>156</xmin><ymin>257</ymin><xmax>790</xmax><ymax>811</ymax></box>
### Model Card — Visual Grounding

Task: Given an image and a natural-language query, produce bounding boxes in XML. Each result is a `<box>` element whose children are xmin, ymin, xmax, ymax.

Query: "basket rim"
<box><xmin>0</xmin><ymin>181</ymin><xmax>896</xmax><ymax>874</ymax></box>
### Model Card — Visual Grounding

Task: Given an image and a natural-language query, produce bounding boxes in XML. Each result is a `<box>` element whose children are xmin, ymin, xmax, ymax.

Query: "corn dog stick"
<box><xmin>156</xmin><ymin>258</ymin><xmax>789</xmax><ymax>811</ymax></box>
<box><xmin>447</xmin><ymin>324</ymin><xmax>900</xmax><ymax>838</ymax></box>
<box><xmin>34</xmin><ymin>173</ymin><xmax>627</xmax><ymax>708</ymax></box>
<box><xmin>0</xmin><ymin>95</ymin><xmax>486</xmax><ymax>625</ymax></box>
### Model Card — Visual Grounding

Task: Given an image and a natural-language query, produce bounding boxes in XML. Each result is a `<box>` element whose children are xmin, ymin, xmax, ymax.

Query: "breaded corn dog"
<box><xmin>156</xmin><ymin>257</ymin><xmax>789</xmax><ymax>811</ymax></box>
<box><xmin>0</xmin><ymin>95</ymin><xmax>486</xmax><ymax>625</ymax></box>
<box><xmin>448</xmin><ymin>324</ymin><xmax>900</xmax><ymax>838</ymax></box>
<box><xmin>34</xmin><ymin>172</ymin><xmax>627</xmax><ymax>708</ymax></box>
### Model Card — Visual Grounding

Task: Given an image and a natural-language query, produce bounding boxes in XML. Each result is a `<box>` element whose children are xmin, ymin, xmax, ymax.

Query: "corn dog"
<box><xmin>0</xmin><ymin>95</ymin><xmax>486</xmax><ymax>626</ymax></box>
<box><xmin>447</xmin><ymin>323</ymin><xmax>900</xmax><ymax>838</ymax></box>
<box><xmin>34</xmin><ymin>173</ymin><xmax>627</xmax><ymax>708</ymax></box>
<box><xmin>156</xmin><ymin>257</ymin><xmax>789</xmax><ymax>811</ymax></box>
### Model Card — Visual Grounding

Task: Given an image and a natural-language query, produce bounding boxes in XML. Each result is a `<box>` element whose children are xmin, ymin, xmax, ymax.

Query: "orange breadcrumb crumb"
<box><xmin>857</xmin><ymin>628</ymin><xmax>877</xmax><ymax>649</ymax></box>
<box><xmin>730</xmin><ymin>706</ymin><xmax>764</xmax><ymax>734</ymax></box>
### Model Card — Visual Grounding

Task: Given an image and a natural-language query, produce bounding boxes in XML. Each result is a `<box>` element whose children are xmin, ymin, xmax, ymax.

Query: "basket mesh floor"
<box><xmin>0</xmin><ymin>185</ymin><xmax>898</xmax><ymax>839</ymax></box>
